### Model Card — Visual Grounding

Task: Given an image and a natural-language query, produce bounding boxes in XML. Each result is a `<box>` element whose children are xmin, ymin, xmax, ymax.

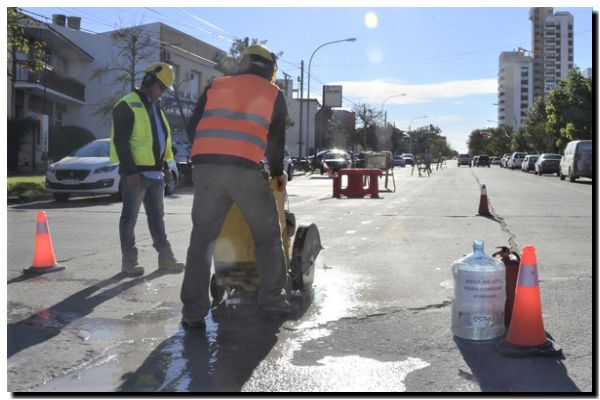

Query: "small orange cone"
<box><xmin>24</xmin><ymin>211</ymin><xmax>65</xmax><ymax>275</ymax></box>
<box><xmin>477</xmin><ymin>184</ymin><xmax>491</xmax><ymax>216</ymax></box>
<box><xmin>495</xmin><ymin>245</ymin><xmax>561</xmax><ymax>357</ymax></box>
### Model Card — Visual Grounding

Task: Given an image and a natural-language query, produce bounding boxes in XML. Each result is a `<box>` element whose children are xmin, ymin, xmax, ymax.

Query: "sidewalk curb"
<box><xmin>7</xmin><ymin>194</ymin><xmax>53</xmax><ymax>205</ymax></box>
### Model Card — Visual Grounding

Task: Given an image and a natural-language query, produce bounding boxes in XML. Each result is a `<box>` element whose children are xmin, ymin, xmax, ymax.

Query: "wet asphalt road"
<box><xmin>6</xmin><ymin>164</ymin><xmax>594</xmax><ymax>393</ymax></box>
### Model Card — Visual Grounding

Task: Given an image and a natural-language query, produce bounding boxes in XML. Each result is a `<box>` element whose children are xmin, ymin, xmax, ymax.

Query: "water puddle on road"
<box><xmin>35</xmin><ymin>256</ymin><xmax>386</xmax><ymax>392</ymax></box>
<box><xmin>244</xmin><ymin>352</ymin><xmax>430</xmax><ymax>392</ymax></box>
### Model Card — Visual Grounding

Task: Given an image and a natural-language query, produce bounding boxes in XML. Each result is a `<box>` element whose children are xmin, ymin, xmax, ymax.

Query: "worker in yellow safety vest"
<box><xmin>180</xmin><ymin>44</ymin><xmax>294</xmax><ymax>329</ymax></box>
<box><xmin>110</xmin><ymin>62</ymin><xmax>184</xmax><ymax>277</ymax></box>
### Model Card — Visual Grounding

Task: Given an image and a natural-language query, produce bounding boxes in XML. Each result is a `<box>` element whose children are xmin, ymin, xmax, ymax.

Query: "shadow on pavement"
<box><xmin>118</xmin><ymin>291</ymin><xmax>312</xmax><ymax>392</ymax></box>
<box><xmin>8</xmin><ymin>271</ymin><xmax>164</xmax><ymax>359</ymax></box>
<box><xmin>454</xmin><ymin>336</ymin><xmax>580</xmax><ymax>392</ymax></box>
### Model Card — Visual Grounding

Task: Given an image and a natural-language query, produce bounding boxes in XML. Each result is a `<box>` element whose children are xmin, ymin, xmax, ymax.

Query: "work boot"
<box><xmin>122</xmin><ymin>261</ymin><xmax>144</xmax><ymax>277</ymax></box>
<box><xmin>181</xmin><ymin>318</ymin><xmax>206</xmax><ymax>331</ymax></box>
<box><xmin>259</xmin><ymin>299</ymin><xmax>298</xmax><ymax>321</ymax></box>
<box><xmin>158</xmin><ymin>255</ymin><xmax>185</xmax><ymax>272</ymax></box>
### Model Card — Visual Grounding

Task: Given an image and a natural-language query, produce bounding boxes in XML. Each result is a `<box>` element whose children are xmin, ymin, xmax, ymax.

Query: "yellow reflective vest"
<box><xmin>109</xmin><ymin>91</ymin><xmax>173</xmax><ymax>167</ymax></box>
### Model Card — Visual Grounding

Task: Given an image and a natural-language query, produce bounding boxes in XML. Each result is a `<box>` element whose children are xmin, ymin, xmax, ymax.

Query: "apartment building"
<box><xmin>9</xmin><ymin>12</ymin><xmax>225</xmax><ymax>172</ymax></box>
<box><xmin>9</xmin><ymin>14</ymin><xmax>94</xmax><ymax>172</ymax></box>
<box><xmin>497</xmin><ymin>49</ymin><xmax>534</xmax><ymax>129</ymax></box>
<box><xmin>529</xmin><ymin>7</ymin><xmax>574</xmax><ymax>98</ymax></box>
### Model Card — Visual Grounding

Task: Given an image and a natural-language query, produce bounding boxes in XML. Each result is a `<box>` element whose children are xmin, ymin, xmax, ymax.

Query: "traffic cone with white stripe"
<box><xmin>24</xmin><ymin>211</ymin><xmax>65</xmax><ymax>275</ymax></box>
<box><xmin>477</xmin><ymin>184</ymin><xmax>491</xmax><ymax>216</ymax></box>
<box><xmin>495</xmin><ymin>245</ymin><xmax>561</xmax><ymax>357</ymax></box>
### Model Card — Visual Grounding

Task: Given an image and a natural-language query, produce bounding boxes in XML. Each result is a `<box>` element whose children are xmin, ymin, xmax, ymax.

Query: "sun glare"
<box><xmin>364</xmin><ymin>12</ymin><xmax>378</xmax><ymax>29</ymax></box>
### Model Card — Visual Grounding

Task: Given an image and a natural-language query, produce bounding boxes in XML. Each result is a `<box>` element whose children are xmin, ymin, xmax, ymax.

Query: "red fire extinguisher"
<box><xmin>492</xmin><ymin>246</ymin><xmax>521</xmax><ymax>328</ymax></box>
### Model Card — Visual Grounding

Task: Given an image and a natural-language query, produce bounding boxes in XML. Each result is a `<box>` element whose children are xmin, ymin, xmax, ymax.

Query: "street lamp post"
<box><xmin>408</xmin><ymin>115</ymin><xmax>427</xmax><ymax>154</ymax></box>
<box><xmin>380</xmin><ymin>93</ymin><xmax>406</xmax><ymax>127</ymax></box>
<box><xmin>306</xmin><ymin>37</ymin><xmax>357</xmax><ymax>156</ymax></box>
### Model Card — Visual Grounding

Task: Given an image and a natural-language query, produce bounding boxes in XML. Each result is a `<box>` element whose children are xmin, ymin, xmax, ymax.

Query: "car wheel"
<box><xmin>560</xmin><ymin>172</ymin><xmax>565</xmax><ymax>180</ymax></box>
<box><xmin>320</xmin><ymin>167</ymin><xmax>324</xmax><ymax>175</ymax></box>
<box><xmin>53</xmin><ymin>193</ymin><xmax>70</xmax><ymax>202</ymax></box>
<box><xmin>287</xmin><ymin>164</ymin><xmax>293</xmax><ymax>181</ymax></box>
<box><xmin>177</xmin><ymin>168</ymin><xmax>189</xmax><ymax>188</ymax></box>
<box><xmin>165</xmin><ymin>173</ymin><xmax>177</xmax><ymax>196</ymax></box>
<box><xmin>569</xmin><ymin>168</ymin><xmax>576</xmax><ymax>182</ymax></box>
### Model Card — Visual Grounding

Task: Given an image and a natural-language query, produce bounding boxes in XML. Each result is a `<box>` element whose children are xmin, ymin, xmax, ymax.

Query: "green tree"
<box><xmin>467</xmin><ymin>129</ymin><xmax>489</xmax><ymax>155</ymax></box>
<box><xmin>487</xmin><ymin>125</ymin><xmax>515</xmax><ymax>155</ymax></box>
<box><xmin>7</xmin><ymin>8</ymin><xmax>46</xmax><ymax>73</ymax></box>
<box><xmin>545</xmin><ymin>69</ymin><xmax>593</xmax><ymax>150</ymax></box>
<box><xmin>410</xmin><ymin>124</ymin><xmax>449</xmax><ymax>156</ymax></box>
<box><xmin>521</xmin><ymin>97</ymin><xmax>554</xmax><ymax>153</ymax></box>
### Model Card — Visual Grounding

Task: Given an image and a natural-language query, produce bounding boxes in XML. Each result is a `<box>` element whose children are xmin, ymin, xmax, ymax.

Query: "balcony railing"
<box><xmin>15</xmin><ymin>66</ymin><xmax>85</xmax><ymax>102</ymax></box>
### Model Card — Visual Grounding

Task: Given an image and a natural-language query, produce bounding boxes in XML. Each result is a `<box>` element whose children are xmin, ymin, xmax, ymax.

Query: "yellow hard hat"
<box><xmin>240</xmin><ymin>45</ymin><xmax>278</xmax><ymax>81</ymax></box>
<box><xmin>145</xmin><ymin>62</ymin><xmax>174</xmax><ymax>90</ymax></box>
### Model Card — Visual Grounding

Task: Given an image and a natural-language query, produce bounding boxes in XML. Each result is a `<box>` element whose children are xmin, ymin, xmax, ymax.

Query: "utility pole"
<box><xmin>298</xmin><ymin>60</ymin><xmax>304</xmax><ymax>158</ymax></box>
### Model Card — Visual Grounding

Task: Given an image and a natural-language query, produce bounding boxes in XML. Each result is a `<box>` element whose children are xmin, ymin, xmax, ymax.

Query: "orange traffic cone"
<box><xmin>477</xmin><ymin>184</ymin><xmax>491</xmax><ymax>216</ymax></box>
<box><xmin>24</xmin><ymin>211</ymin><xmax>65</xmax><ymax>275</ymax></box>
<box><xmin>495</xmin><ymin>245</ymin><xmax>561</xmax><ymax>357</ymax></box>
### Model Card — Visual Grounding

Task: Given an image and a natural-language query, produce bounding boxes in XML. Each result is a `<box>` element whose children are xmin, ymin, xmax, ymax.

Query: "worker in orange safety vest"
<box><xmin>179</xmin><ymin>44</ymin><xmax>294</xmax><ymax>330</ymax></box>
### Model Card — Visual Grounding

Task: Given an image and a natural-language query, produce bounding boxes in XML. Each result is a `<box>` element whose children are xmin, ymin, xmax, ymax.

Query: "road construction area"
<box><xmin>7</xmin><ymin>164</ymin><xmax>593</xmax><ymax>392</ymax></box>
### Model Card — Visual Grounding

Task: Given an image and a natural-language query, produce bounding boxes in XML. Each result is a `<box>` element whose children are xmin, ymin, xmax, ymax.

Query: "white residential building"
<box><xmin>276</xmin><ymin>78</ymin><xmax>318</xmax><ymax>157</ymax></box>
<box><xmin>9</xmin><ymin>12</ymin><xmax>225</xmax><ymax>171</ymax></box>
<box><xmin>498</xmin><ymin>49</ymin><xmax>534</xmax><ymax>129</ymax></box>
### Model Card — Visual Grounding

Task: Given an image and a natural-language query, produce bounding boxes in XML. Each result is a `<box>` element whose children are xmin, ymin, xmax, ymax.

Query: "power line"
<box><xmin>17</xmin><ymin>8</ymin><xmax>217</xmax><ymax>66</ymax></box>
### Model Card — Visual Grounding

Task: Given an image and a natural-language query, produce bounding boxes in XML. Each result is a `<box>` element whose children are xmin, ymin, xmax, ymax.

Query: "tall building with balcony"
<box><xmin>8</xmin><ymin>11</ymin><xmax>225</xmax><ymax>172</ymax></box>
<box><xmin>529</xmin><ymin>7</ymin><xmax>574</xmax><ymax>99</ymax></box>
<box><xmin>497</xmin><ymin>49</ymin><xmax>534</xmax><ymax>129</ymax></box>
<box><xmin>9</xmin><ymin>14</ymin><xmax>94</xmax><ymax>172</ymax></box>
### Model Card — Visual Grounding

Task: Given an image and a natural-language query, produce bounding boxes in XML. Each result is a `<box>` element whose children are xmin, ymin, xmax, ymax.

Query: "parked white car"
<box><xmin>508</xmin><ymin>152</ymin><xmax>527</xmax><ymax>170</ymax></box>
<box><xmin>46</xmin><ymin>138</ymin><xmax>178</xmax><ymax>202</ymax></box>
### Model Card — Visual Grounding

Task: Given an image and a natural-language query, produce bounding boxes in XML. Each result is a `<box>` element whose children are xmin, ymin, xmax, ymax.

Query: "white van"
<box><xmin>559</xmin><ymin>140</ymin><xmax>592</xmax><ymax>182</ymax></box>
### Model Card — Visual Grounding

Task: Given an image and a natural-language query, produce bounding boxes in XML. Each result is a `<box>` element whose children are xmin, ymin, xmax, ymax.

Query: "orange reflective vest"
<box><xmin>191</xmin><ymin>74</ymin><xmax>279</xmax><ymax>163</ymax></box>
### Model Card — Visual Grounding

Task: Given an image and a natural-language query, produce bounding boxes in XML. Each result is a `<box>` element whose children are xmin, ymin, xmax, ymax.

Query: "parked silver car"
<box><xmin>534</xmin><ymin>153</ymin><xmax>561</xmax><ymax>176</ymax></box>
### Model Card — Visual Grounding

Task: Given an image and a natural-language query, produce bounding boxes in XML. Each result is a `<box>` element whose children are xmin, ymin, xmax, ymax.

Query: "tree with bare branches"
<box><xmin>92</xmin><ymin>26</ymin><xmax>158</xmax><ymax>119</ymax></box>
<box><xmin>352</xmin><ymin>103</ymin><xmax>381</xmax><ymax>151</ymax></box>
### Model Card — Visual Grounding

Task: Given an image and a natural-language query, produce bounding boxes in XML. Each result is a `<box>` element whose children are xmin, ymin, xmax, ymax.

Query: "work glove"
<box><xmin>163</xmin><ymin>168</ymin><xmax>174</xmax><ymax>183</ymax></box>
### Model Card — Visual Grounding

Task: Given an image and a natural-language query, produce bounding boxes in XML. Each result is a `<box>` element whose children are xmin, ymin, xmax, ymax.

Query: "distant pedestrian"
<box><xmin>109</xmin><ymin>62</ymin><xmax>184</xmax><ymax>277</ymax></box>
<box><xmin>180</xmin><ymin>44</ymin><xmax>295</xmax><ymax>330</ymax></box>
<box><xmin>424</xmin><ymin>149</ymin><xmax>433</xmax><ymax>174</ymax></box>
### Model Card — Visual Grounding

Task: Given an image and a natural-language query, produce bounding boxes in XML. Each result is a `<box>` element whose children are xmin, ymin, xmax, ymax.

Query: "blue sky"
<box><xmin>19</xmin><ymin>6</ymin><xmax>595</xmax><ymax>153</ymax></box>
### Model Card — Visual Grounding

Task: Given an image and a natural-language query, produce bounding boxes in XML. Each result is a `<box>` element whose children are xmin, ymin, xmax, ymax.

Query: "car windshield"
<box><xmin>324</xmin><ymin>152</ymin><xmax>346</xmax><ymax>159</ymax></box>
<box><xmin>71</xmin><ymin>140</ymin><xmax>109</xmax><ymax>157</ymax></box>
